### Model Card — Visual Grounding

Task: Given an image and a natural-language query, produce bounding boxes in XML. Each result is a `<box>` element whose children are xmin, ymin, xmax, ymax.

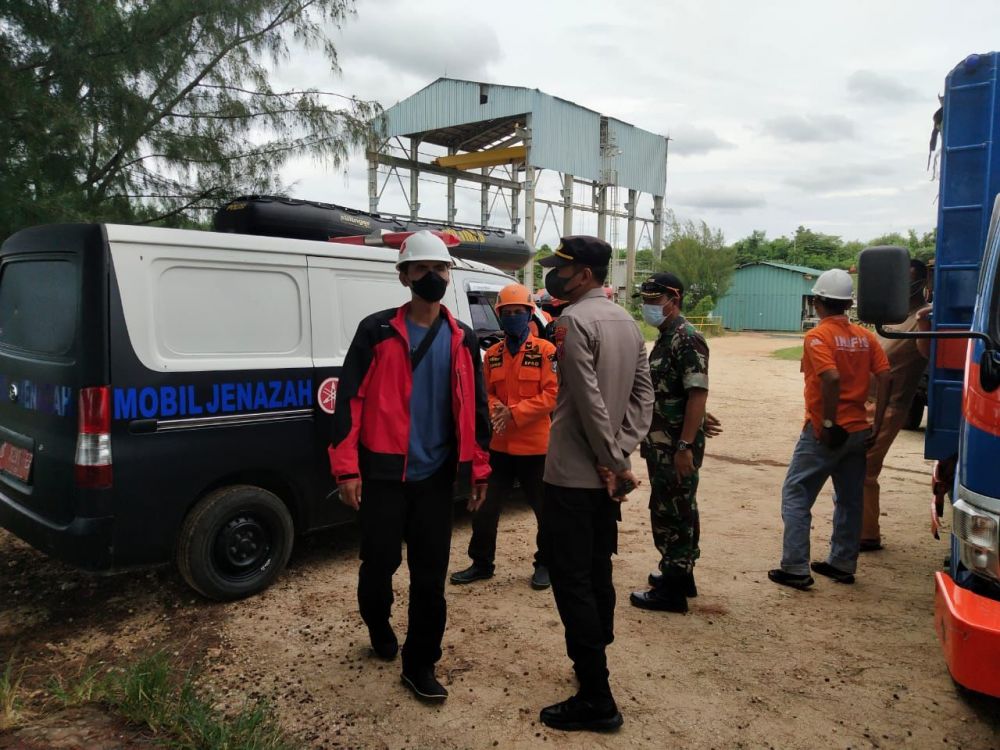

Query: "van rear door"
<box><xmin>0</xmin><ymin>224</ymin><xmax>109</xmax><ymax>532</ymax></box>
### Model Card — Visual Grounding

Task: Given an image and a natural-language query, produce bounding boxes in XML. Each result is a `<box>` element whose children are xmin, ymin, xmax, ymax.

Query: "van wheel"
<box><xmin>177</xmin><ymin>485</ymin><xmax>294</xmax><ymax>601</ymax></box>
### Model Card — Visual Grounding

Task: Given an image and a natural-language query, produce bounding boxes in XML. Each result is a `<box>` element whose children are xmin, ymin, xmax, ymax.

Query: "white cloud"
<box><xmin>668</xmin><ymin>125</ymin><xmax>736</xmax><ymax>157</ymax></box>
<box><xmin>671</xmin><ymin>188</ymin><xmax>766</xmax><ymax>212</ymax></box>
<box><xmin>847</xmin><ymin>70</ymin><xmax>923</xmax><ymax>104</ymax></box>
<box><xmin>761</xmin><ymin>114</ymin><xmax>856</xmax><ymax>143</ymax></box>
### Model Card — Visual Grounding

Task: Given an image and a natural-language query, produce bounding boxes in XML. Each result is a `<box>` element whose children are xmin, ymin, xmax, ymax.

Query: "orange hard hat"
<box><xmin>495</xmin><ymin>283</ymin><xmax>533</xmax><ymax>311</ymax></box>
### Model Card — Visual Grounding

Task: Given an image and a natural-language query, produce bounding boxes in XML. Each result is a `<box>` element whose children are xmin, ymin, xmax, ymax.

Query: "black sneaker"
<box><xmin>810</xmin><ymin>561</ymin><xmax>855</xmax><ymax>584</ymax></box>
<box><xmin>531</xmin><ymin>565</ymin><xmax>551</xmax><ymax>590</ymax></box>
<box><xmin>629</xmin><ymin>589</ymin><xmax>688</xmax><ymax>613</ymax></box>
<box><xmin>449</xmin><ymin>563</ymin><xmax>494</xmax><ymax>585</ymax></box>
<box><xmin>648</xmin><ymin>570</ymin><xmax>698</xmax><ymax>597</ymax></box>
<box><xmin>767</xmin><ymin>569</ymin><xmax>814</xmax><ymax>590</ymax></box>
<box><xmin>401</xmin><ymin>667</ymin><xmax>448</xmax><ymax>702</ymax></box>
<box><xmin>368</xmin><ymin>623</ymin><xmax>398</xmax><ymax>660</ymax></box>
<box><xmin>540</xmin><ymin>694</ymin><xmax>623</xmax><ymax>732</ymax></box>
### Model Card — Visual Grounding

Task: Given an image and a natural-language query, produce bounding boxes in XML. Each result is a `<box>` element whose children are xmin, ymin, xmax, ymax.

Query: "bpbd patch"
<box><xmin>522</xmin><ymin>353</ymin><xmax>542</xmax><ymax>368</ymax></box>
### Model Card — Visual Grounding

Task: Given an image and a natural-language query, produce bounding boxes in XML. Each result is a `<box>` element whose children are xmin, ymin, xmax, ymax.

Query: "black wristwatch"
<box><xmin>676</xmin><ymin>440</ymin><xmax>692</xmax><ymax>452</ymax></box>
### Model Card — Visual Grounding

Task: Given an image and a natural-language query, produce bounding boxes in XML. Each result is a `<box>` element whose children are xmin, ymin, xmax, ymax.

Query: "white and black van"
<box><xmin>0</xmin><ymin>223</ymin><xmax>529</xmax><ymax>599</ymax></box>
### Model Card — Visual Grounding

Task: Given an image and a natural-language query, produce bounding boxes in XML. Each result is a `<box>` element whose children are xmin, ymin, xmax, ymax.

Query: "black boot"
<box><xmin>629</xmin><ymin>588</ymin><xmax>688</xmax><ymax>613</ymax></box>
<box><xmin>449</xmin><ymin>563</ymin><xmax>494</xmax><ymax>585</ymax></box>
<box><xmin>540</xmin><ymin>694</ymin><xmax>623</xmax><ymax>732</ymax></box>
<box><xmin>401</xmin><ymin>666</ymin><xmax>448</xmax><ymax>701</ymax></box>
<box><xmin>648</xmin><ymin>569</ymin><xmax>697</xmax><ymax>597</ymax></box>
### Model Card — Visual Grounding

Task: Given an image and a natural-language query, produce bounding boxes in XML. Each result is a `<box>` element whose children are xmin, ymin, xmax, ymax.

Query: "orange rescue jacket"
<box><xmin>485</xmin><ymin>335</ymin><xmax>558</xmax><ymax>455</ymax></box>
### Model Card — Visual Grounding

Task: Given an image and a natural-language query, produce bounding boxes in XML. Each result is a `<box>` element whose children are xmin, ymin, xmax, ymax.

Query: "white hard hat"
<box><xmin>395</xmin><ymin>230</ymin><xmax>454</xmax><ymax>270</ymax></box>
<box><xmin>811</xmin><ymin>269</ymin><xmax>854</xmax><ymax>300</ymax></box>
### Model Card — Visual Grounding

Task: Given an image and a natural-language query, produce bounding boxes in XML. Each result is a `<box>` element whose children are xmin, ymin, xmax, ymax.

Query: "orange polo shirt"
<box><xmin>485</xmin><ymin>335</ymin><xmax>558</xmax><ymax>455</ymax></box>
<box><xmin>801</xmin><ymin>316</ymin><xmax>889</xmax><ymax>434</ymax></box>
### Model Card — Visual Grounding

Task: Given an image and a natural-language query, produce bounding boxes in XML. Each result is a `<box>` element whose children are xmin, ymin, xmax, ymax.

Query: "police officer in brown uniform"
<box><xmin>536</xmin><ymin>236</ymin><xmax>654</xmax><ymax>732</ymax></box>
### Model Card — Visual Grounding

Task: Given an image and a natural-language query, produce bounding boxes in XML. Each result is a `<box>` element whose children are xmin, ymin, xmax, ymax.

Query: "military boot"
<box><xmin>648</xmin><ymin>569</ymin><xmax>697</xmax><ymax>597</ymax></box>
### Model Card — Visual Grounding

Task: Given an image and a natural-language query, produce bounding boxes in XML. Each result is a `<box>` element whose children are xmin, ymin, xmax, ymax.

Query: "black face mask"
<box><xmin>544</xmin><ymin>267</ymin><xmax>581</xmax><ymax>301</ymax></box>
<box><xmin>411</xmin><ymin>271</ymin><xmax>448</xmax><ymax>302</ymax></box>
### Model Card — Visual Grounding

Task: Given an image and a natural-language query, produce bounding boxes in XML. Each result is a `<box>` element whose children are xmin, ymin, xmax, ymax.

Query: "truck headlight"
<box><xmin>952</xmin><ymin>497</ymin><xmax>1000</xmax><ymax>582</ymax></box>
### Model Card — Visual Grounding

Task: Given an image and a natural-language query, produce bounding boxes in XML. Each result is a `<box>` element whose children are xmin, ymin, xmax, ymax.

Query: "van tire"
<box><xmin>177</xmin><ymin>485</ymin><xmax>294</xmax><ymax>601</ymax></box>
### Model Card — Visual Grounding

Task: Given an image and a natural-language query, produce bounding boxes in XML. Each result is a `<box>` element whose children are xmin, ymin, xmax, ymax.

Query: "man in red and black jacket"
<box><xmin>329</xmin><ymin>230</ymin><xmax>490</xmax><ymax>703</ymax></box>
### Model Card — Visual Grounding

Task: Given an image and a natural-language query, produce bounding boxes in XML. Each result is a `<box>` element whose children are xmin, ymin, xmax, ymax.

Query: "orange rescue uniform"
<box><xmin>484</xmin><ymin>335</ymin><xmax>558</xmax><ymax>454</ymax></box>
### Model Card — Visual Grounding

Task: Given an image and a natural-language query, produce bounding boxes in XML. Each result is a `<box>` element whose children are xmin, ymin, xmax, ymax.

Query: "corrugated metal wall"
<box><xmin>715</xmin><ymin>264</ymin><xmax>817</xmax><ymax>332</ymax></box>
<box><xmin>606</xmin><ymin>118</ymin><xmax>668</xmax><ymax>196</ymax></box>
<box><xmin>382</xmin><ymin>79</ymin><xmax>665</xmax><ymax>195</ymax></box>
<box><xmin>384</xmin><ymin>80</ymin><xmax>534</xmax><ymax>138</ymax></box>
<box><xmin>531</xmin><ymin>95</ymin><xmax>602</xmax><ymax>182</ymax></box>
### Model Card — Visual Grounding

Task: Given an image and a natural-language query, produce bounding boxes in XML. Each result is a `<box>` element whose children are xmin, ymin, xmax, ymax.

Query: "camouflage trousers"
<box><xmin>645</xmin><ymin>455</ymin><xmax>700</xmax><ymax>574</ymax></box>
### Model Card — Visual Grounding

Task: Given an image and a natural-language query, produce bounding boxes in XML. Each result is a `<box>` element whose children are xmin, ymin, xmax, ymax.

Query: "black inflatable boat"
<box><xmin>213</xmin><ymin>195</ymin><xmax>534</xmax><ymax>271</ymax></box>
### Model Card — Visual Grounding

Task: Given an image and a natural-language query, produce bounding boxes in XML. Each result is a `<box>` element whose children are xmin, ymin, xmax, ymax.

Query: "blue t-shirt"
<box><xmin>405</xmin><ymin>318</ymin><xmax>455</xmax><ymax>480</ymax></box>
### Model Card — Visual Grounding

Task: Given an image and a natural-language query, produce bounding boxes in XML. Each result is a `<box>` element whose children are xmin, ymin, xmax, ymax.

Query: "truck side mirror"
<box><xmin>857</xmin><ymin>246</ymin><xmax>911</xmax><ymax>325</ymax></box>
<box><xmin>981</xmin><ymin>350</ymin><xmax>1000</xmax><ymax>393</ymax></box>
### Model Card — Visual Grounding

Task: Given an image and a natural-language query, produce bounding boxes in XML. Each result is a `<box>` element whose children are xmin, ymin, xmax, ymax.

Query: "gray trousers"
<box><xmin>780</xmin><ymin>426</ymin><xmax>869</xmax><ymax>576</ymax></box>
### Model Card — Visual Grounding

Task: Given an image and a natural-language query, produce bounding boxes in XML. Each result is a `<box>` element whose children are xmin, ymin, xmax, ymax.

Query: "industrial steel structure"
<box><xmin>368</xmin><ymin>78</ymin><xmax>669</xmax><ymax>293</ymax></box>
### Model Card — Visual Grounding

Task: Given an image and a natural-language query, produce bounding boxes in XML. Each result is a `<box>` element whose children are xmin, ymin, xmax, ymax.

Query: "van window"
<box><xmin>157</xmin><ymin>266</ymin><xmax>303</xmax><ymax>355</ymax></box>
<box><xmin>0</xmin><ymin>259</ymin><xmax>77</xmax><ymax>355</ymax></box>
<box><xmin>468</xmin><ymin>293</ymin><xmax>501</xmax><ymax>333</ymax></box>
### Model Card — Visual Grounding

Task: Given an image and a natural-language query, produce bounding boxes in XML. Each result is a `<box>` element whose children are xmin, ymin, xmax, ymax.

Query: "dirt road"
<box><xmin>2</xmin><ymin>332</ymin><xmax>999</xmax><ymax>749</ymax></box>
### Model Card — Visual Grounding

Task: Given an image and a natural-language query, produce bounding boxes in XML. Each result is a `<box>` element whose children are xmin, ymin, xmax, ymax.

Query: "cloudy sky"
<box><xmin>274</xmin><ymin>0</ymin><xmax>1000</xmax><ymax>248</ymax></box>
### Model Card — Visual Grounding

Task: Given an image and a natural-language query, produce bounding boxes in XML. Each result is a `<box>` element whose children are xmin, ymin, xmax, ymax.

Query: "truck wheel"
<box><xmin>903</xmin><ymin>394</ymin><xmax>926</xmax><ymax>430</ymax></box>
<box><xmin>177</xmin><ymin>485</ymin><xmax>294</xmax><ymax>601</ymax></box>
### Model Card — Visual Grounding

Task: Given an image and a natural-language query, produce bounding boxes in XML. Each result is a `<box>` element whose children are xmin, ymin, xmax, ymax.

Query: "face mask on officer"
<box><xmin>544</xmin><ymin>266</ymin><xmax>584</xmax><ymax>301</ymax></box>
<box><xmin>410</xmin><ymin>269</ymin><xmax>449</xmax><ymax>302</ymax></box>
<box><xmin>641</xmin><ymin>303</ymin><xmax>666</xmax><ymax>328</ymax></box>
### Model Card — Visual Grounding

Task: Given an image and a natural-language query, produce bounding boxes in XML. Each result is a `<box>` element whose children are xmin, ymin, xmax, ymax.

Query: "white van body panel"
<box><xmin>106</xmin><ymin>225</ymin><xmax>517</xmax><ymax>373</ymax></box>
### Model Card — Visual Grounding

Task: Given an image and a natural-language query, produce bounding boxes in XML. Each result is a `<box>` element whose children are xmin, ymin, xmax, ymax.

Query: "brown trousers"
<box><xmin>862</xmin><ymin>406</ymin><xmax>908</xmax><ymax>543</ymax></box>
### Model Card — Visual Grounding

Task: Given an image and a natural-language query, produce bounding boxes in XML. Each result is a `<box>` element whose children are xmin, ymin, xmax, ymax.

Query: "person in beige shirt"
<box><xmin>861</xmin><ymin>258</ymin><xmax>932</xmax><ymax>550</ymax></box>
<box><xmin>535</xmin><ymin>235</ymin><xmax>653</xmax><ymax>733</ymax></box>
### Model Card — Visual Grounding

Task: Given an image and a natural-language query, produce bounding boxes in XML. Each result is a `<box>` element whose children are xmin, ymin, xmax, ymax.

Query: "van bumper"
<box><xmin>0</xmin><ymin>487</ymin><xmax>113</xmax><ymax>570</ymax></box>
<box><xmin>934</xmin><ymin>571</ymin><xmax>1000</xmax><ymax>698</ymax></box>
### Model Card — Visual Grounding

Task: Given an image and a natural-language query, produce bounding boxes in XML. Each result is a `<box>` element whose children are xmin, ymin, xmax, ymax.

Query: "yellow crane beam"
<box><xmin>432</xmin><ymin>145</ymin><xmax>527</xmax><ymax>170</ymax></box>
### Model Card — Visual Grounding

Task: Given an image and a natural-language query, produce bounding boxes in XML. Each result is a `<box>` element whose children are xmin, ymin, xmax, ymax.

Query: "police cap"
<box><xmin>636</xmin><ymin>271</ymin><xmax>684</xmax><ymax>301</ymax></box>
<box><xmin>538</xmin><ymin>235</ymin><xmax>612</xmax><ymax>269</ymax></box>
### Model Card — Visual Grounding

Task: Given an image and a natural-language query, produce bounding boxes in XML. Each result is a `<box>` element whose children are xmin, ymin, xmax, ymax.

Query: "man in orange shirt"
<box><xmin>451</xmin><ymin>284</ymin><xmax>559</xmax><ymax>589</ymax></box>
<box><xmin>769</xmin><ymin>269</ymin><xmax>891</xmax><ymax>590</ymax></box>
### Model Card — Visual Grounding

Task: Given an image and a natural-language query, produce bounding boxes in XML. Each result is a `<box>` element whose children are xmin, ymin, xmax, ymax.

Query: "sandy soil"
<box><xmin>2</xmin><ymin>332</ymin><xmax>999</xmax><ymax>749</ymax></box>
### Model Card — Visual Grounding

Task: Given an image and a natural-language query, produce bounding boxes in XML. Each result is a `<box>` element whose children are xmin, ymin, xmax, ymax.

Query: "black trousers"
<box><xmin>541</xmin><ymin>482</ymin><xmax>619</xmax><ymax>702</ymax></box>
<box><xmin>358</xmin><ymin>461</ymin><xmax>455</xmax><ymax>671</ymax></box>
<box><xmin>467</xmin><ymin>451</ymin><xmax>545</xmax><ymax>570</ymax></box>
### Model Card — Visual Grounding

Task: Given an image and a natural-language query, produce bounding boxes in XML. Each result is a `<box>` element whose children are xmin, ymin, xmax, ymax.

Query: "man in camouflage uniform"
<box><xmin>630</xmin><ymin>272</ymin><xmax>710</xmax><ymax>614</ymax></box>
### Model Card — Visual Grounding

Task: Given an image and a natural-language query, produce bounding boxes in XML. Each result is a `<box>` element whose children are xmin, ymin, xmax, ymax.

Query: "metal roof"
<box><xmin>738</xmin><ymin>261</ymin><xmax>823</xmax><ymax>276</ymax></box>
<box><xmin>381</xmin><ymin>78</ymin><xmax>667</xmax><ymax>196</ymax></box>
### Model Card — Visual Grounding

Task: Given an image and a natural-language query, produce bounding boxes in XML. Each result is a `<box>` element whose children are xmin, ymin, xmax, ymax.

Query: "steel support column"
<box><xmin>562</xmin><ymin>173</ymin><xmax>573</xmax><ymax>237</ymax></box>
<box><xmin>367</xmin><ymin>154</ymin><xmax>379</xmax><ymax>215</ymax></box>
<box><xmin>626</xmin><ymin>189</ymin><xmax>638</xmax><ymax>299</ymax></box>
<box><xmin>523</xmin><ymin>165</ymin><xmax>536</xmax><ymax>289</ymax></box>
<box><xmin>409</xmin><ymin>138</ymin><xmax>420</xmax><ymax>220</ymax></box>
<box><xmin>446</xmin><ymin>146</ymin><xmax>457</xmax><ymax>223</ymax></box>
<box><xmin>596</xmin><ymin>184</ymin><xmax>608</xmax><ymax>241</ymax></box>
<box><xmin>652</xmin><ymin>195</ymin><xmax>664</xmax><ymax>260</ymax></box>
<box><xmin>481</xmin><ymin>168</ymin><xmax>490</xmax><ymax>228</ymax></box>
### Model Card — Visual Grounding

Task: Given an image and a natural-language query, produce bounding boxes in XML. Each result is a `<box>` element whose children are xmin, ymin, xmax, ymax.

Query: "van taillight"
<box><xmin>75</xmin><ymin>386</ymin><xmax>112</xmax><ymax>488</ymax></box>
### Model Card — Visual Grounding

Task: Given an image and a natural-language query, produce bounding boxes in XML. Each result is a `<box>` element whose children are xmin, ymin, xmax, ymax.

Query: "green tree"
<box><xmin>1</xmin><ymin>0</ymin><xmax>379</xmax><ymax>237</ymax></box>
<box><xmin>658</xmin><ymin>213</ymin><xmax>735</xmax><ymax>310</ymax></box>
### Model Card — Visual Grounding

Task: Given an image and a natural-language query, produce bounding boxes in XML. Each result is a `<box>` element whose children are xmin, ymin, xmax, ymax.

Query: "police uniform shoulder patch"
<box><xmin>554</xmin><ymin>325</ymin><xmax>568</xmax><ymax>359</ymax></box>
